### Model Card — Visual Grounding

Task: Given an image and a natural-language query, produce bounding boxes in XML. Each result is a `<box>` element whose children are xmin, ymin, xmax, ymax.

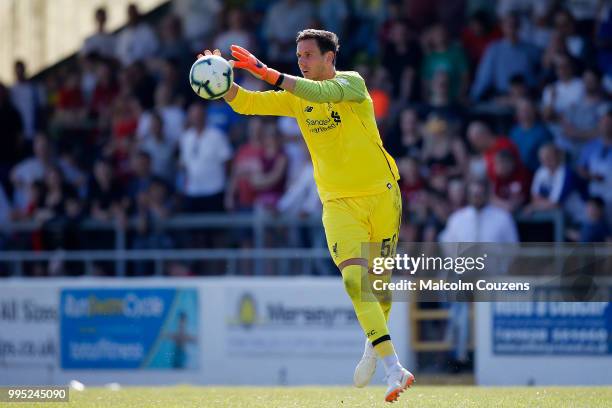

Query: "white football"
<box><xmin>189</xmin><ymin>55</ymin><xmax>233</xmax><ymax>100</ymax></box>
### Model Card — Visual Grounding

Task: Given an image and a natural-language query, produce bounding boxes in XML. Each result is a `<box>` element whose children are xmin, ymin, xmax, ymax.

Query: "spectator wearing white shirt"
<box><xmin>115</xmin><ymin>4</ymin><xmax>159</xmax><ymax>67</ymax></box>
<box><xmin>542</xmin><ymin>54</ymin><xmax>585</xmax><ymax>120</ymax></box>
<box><xmin>10</xmin><ymin>134</ymin><xmax>54</xmax><ymax>212</ymax></box>
<box><xmin>179</xmin><ymin>104</ymin><xmax>232</xmax><ymax>213</ymax></box>
<box><xmin>10</xmin><ymin>61</ymin><xmax>43</xmax><ymax>141</ymax></box>
<box><xmin>439</xmin><ymin>179</ymin><xmax>519</xmax><ymax>369</ymax></box>
<box><xmin>139</xmin><ymin>112</ymin><xmax>177</xmax><ymax>183</ymax></box>
<box><xmin>213</xmin><ymin>9</ymin><xmax>254</xmax><ymax>56</ymax></box>
<box><xmin>137</xmin><ymin>84</ymin><xmax>186</xmax><ymax>145</ymax></box>
<box><xmin>81</xmin><ymin>7</ymin><xmax>116</xmax><ymax>59</ymax></box>
<box><xmin>524</xmin><ymin>143</ymin><xmax>581</xmax><ymax>219</ymax></box>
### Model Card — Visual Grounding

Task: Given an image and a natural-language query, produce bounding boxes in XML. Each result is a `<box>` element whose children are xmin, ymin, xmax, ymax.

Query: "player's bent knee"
<box><xmin>342</xmin><ymin>272</ymin><xmax>360</xmax><ymax>300</ymax></box>
<box><xmin>341</xmin><ymin>262</ymin><xmax>365</xmax><ymax>301</ymax></box>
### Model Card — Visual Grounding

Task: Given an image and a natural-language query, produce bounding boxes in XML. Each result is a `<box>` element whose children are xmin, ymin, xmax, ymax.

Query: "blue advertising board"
<box><xmin>493</xmin><ymin>302</ymin><xmax>612</xmax><ymax>355</ymax></box>
<box><xmin>60</xmin><ymin>288</ymin><xmax>198</xmax><ymax>369</ymax></box>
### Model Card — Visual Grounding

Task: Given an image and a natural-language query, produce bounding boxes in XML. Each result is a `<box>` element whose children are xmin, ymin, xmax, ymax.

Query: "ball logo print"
<box><xmin>189</xmin><ymin>55</ymin><xmax>233</xmax><ymax>100</ymax></box>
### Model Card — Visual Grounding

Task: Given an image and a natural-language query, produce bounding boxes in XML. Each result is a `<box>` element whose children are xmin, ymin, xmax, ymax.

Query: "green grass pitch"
<box><xmin>17</xmin><ymin>385</ymin><xmax>612</xmax><ymax>408</ymax></box>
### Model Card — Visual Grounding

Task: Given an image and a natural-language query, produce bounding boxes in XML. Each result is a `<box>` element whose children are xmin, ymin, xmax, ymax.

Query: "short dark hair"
<box><xmin>296</xmin><ymin>29</ymin><xmax>339</xmax><ymax>61</ymax></box>
<box><xmin>587</xmin><ymin>196</ymin><xmax>605</xmax><ymax>209</ymax></box>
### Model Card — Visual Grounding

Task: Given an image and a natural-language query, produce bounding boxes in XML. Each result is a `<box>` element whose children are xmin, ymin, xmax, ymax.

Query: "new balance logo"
<box><xmin>331</xmin><ymin>111</ymin><xmax>341</xmax><ymax>123</ymax></box>
<box><xmin>367</xmin><ymin>330</ymin><xmax>377</xmax><ymax>338</ymax></box>
<box><xmin>304</xmin><ymin>106</ymin><xmax>313</xmax><ymax>112</ymax></box>
<box><xmin>332</xmin><ymin>242</ymin><xmax>338</xmax><ymax>258</ymax></box>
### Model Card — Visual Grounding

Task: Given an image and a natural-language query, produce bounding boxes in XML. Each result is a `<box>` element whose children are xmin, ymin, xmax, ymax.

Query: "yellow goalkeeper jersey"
<box><xmin>227</xmin><ymin>71</ymin><xmax>399</xmax><ymax>202</ymax></box>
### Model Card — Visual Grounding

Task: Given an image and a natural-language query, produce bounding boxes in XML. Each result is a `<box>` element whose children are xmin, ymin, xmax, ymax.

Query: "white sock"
<box><xmin>382</xmin><ymin>353</ymin><xmax>401</xmax><ymax>375</ymax></box>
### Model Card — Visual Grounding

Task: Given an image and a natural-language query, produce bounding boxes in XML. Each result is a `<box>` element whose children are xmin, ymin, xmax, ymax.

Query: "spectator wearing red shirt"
<box><xmin>461</xmin><ymin>10</ymin><xmax>502</xmax><ymax>68</ymax></box>
<box><xmin>225</xmin><ymin>118</ymin><xmax>264</xmax><ymax>212</ymax></box>
<box><xmin>490</xmin><ymin>149</ymin><xmax>532</xmax><ymax>213</ymax></box>
<box><xmin>252</xmin><ymin>123</ymin><xmax>288</xmax><ymax>211</ymax></box>
<box><xmin>467</xmin><ymin>120</ymin><xmax>521</xmax><ymax>181</ymax></box>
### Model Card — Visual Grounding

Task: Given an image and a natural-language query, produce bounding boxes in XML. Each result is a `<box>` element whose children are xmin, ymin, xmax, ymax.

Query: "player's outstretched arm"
<box><xmin>229</xmin><ymin>45</ymin><xmax>365</xmax><ymax>104</ymax></box>
<box><xmin>198</xmin><ymin>48</ymin><xmax>296</xmax><ymax>117</ymax></box>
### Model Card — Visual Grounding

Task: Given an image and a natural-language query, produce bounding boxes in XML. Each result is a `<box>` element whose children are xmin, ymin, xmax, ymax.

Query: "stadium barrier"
<box><xmin>0</xmin><ymin>211</ymin><xmax>565</xmax><ymax>276</ymax></box>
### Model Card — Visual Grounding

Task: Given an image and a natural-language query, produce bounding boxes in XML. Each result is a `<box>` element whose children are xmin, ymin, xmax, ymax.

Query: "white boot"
<box><xmin>353</xmin><ymin>339</ymin><xmax>377</xmax><ymax>388</ymax></box>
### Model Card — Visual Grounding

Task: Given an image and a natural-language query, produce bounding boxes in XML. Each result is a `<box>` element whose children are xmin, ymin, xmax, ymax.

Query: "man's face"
<box><xmin>468</xmin><ymin>183</ymin><xmax>487</xmax><ymax>209</ymax></box>
<box><xmin>296</xmin><ymin>39</ymin><xmax>331</xmax><ymax>80</ymax></box>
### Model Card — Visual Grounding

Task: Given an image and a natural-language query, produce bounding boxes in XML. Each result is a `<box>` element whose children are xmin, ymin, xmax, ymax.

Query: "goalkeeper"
<box><xmin>200</xmin><ymin>29</ymin><xmax>414</xmax><ymax>403</ymax></box>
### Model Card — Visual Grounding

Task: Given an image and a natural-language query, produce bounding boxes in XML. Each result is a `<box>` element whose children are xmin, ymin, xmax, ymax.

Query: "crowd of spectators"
<box><xmin>1</xmin><ymin>0</ymin><xmax>611</xmax><ymax>274</ymax></box>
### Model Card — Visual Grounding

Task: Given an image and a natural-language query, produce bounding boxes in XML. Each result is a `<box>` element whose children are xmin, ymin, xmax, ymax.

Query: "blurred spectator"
<box><xmin>79</xmin><ymin>54</ymin><xmax>99</xmax><ymax>105</ymax></box>
<box><xmin>132</xmin><ymin>177</ymin><xmax>174</xmax><ymax>274</ymax></box>
<box><xmin>277</xmin><ymin>146</ymin><xmax>323</xmax><ymax>258</ymax></box>
<box><xmin>568</xmin><ymin>196</ymin><xmax>611</xmax><ymax>242</ymax></box>
<box><xmin>422</xmin><ymin>170</ymin><xmax>450</xmax><ymax>242</ymax></box>
<box><xmin>138</xmin><ymin>83</ymin><xmax>186</xmax><ymax>144</ymax></box>
<box><xmin>369</xmin><ymin>67</ymin><xmax>393</xmax><ymax>123</ymax></box>
<box><xmin>126</xmin><ymin>150</ymin><xmax>154</xmax><ymax>208</ymax></box>
<box><xmin>461</xmin><ymin>10</ymin><xmax>502</xmax><ymax>67</ymax></box>
<box><xmin>470</xmin><ymin>14</ymin><xmax>540</xmax><ymax>101</ymax></box>
<box><xmin>172</xmin><ymin>0</ymin><xmax>222</xmax><ymax>47</ymax></box>
<box><xmin>252</xmin><ymin>123</ymin><xmax>288</xmax><ymax>211</ymax></box>
<box><xmin>10</xmin><ymin>60</ymin><xmax>44</xmax><ymax>140</ymax></box>
<box><xmin>540</xmin><ymin>30</ymin><xmax>570</xmax><ymax>83</ymax></box>
<box><xmin>467</xmin><ymin>121</ymin><xmax>521</xmax><ymax>181</ymax></box>
<box><xmin>595</xmin><ymin>1</ymin><xmax>612</xmax><ymax>82</ymax></box>
<box><xmin>388</xmin><ymin>107</ymin><xmax>424</xmax><ymax>159</ymax></box>
<box><xmin>577</xmin><ymin>107</ymin><xmax>612</xmax><ymax>222</ymax></box>
<box><xmin>138</xmin><ymin>112</ymin><xmax>177</xmax><ymax>183</ymax></box>
<box><xmin>421</xmin><ymin>115</ymin><xmax>468</xmax><ymax>178</ymax></box>
<box><xmin>225</xmin><ymin>118</ymin><xmax>263</xmax><ymax>213</ymax></box>
<box><xmin>397</xmin><ymin>156</ymin><xmax>426</xmax><ymax>241</ymax></box>
<box><xmin>492</xmin><ymin>73</ymin><xmax>530</xmax><ymax>110</ymax></box>
<box><xmin>0</xmin><ymin>82</ymin><xmax>24</xmax><ymax>192</ymax></box>
<box><xmin>524</xmin><ymin>143</ymin><xmax>579</xmax><ymax>215</ymax></box>
<box><xmin>541</xmin><ymin>54</ymin><xmax>584</xmax><ymax>121</ymax></box>
<box><xmin>489</xmin><ymin>149</ymin><xmax>532</xmax><ymax>212</ymax></box>
<box><xmin>115</xmin><ymin>3</ymin><xmax>159</xmax><ymax>66</ymax></box>
<box><xmin>317</xmin><ymin>0</ymin><xmax>349</xmax><ymax>37</ymax></box>
<box><xmin>57</xmin><ymin>147</ymin><xmax>87</xmax><ymax>196</ymax></box>
<box><xmin>419</xmin><ymin>70</ymin><xmax>465</xmax><ymax>127</ymax></box>
<box><xmin>34</xmin><ymin>166</ymin><xmax>76</xmax><ymax>224</ymax></box>
<box><xmin>179</xmin><ymin>103</ymin><xmax>231</xmax><ymax>213</ymax></box>
<box><xmin>10</xmin><ymin>134</ymin><xmax>54</xmax><ymax>213</ymax></box>
<box><xmin>156</xmin><ymin>15</ymin><xmax>191</xmax><ymax>73</ymax></box>
<box><xmin>87</xmin><ymin>158</ymin><xmax>126</xmax><ymax>222</ymax></box>
<box><xmin>214</xmin><ymin>9</ymin><xmax>255</xmax><ymax>56</ymax></box>
<box><xmin>90</xmin><ymin>61</ymin><xmax>119</xmax><ymax>125</ymax></box>
<box><xmin>554</xmin><ymin>9</ymin><xmax>589</xmax><ymax>61</ymax></box>
<box><xmin>421</xmin><ymin>23</ymin><xmax>470</xmax><ymax>103</ymax></box>
<box><xmin>518</xmin><ymin>2</ymin><xmax>553</xmax><ymax>51</ymax></box>
<box><xmin>106</xmin><ymin>94</ymin><xmax>140</xmax><ymax>182</ymax></box>
<box><xmin>439</xmin><ymin>179</ymin><xmax>519</xmax><ymax>369</ymax></box>
<box><xmin>382</xmin><ymin>18</ymin><xmax>422</xmax><ymax>100</ymax></box>
<box><xmin>278</xmin><ymin>116</ymin><xmax>307</xmax><ymax>184</ymax></box>
<box><xmin>122</xmin><ymin>62</ymin><xmax>156</xmax><ymax>111</ymax></box>
<box><xmin>277</xmin><ymin>149</ymin><xmax>319</xmax><ymax>218</ymax></box>
<box><xmin>558</xmin><ymin>66</ymin><xmax>607</xmax><ymax>160</ymax></box>
<box><xmin>81</xmin><ymin>7</ymin><xmax>116</xmax><ymax>59</ymax></box>
<box><xmin>0</xmin><ymin>183</ymin><xmax>11</xmax><ymax>224</ymax></box>
<box><xmin>510</xmin><ymin>98</ymin><xmax>553</xmax><ymax>172</ymax></box>
<box><xmin>263</xmin><ymin>0</ymin><xmax>314</xmax><ymax>72</ymax></box>
<box><xmin>50</xmin><ymin>70</ymin><xmax>86</xmax><ymax>135</ymax></box>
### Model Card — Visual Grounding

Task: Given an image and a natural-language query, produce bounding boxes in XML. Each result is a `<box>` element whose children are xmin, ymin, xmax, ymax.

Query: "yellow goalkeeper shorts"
<box><xmin>322</xmin><ymin>181</ymin><xmax>402</xmax><ymax>268</ymax></box>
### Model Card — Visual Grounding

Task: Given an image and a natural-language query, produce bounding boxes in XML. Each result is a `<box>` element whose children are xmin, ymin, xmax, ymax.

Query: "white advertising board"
<box><xmin>0</xmin><ymin>278</ymin><xmax>410</xmax><ymax>386</ymax></box>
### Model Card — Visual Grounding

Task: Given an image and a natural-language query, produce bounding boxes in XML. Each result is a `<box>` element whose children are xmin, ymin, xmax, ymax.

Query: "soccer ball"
<box><xmin>189</xmin><ymin>55</ymin><xmax>233</xmax><ymax>100</ymax></box>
